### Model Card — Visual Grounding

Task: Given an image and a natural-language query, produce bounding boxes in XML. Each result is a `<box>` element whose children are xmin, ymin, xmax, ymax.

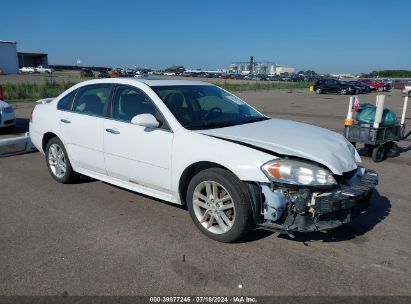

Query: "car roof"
<box><xmin>74</xmin><ymin>78</ymin><xmax>212</xmax><ymax>87</ymax></box>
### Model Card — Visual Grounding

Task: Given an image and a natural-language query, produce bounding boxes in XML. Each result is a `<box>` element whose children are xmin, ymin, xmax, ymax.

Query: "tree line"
<box><xmin>366</xmin><ymin>70</ymin><xmax>411</xmax><ymax>78</ymax></box>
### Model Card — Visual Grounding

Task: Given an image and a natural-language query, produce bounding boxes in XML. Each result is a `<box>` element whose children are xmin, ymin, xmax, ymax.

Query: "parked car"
<box><xmin>230</xmin><ymin>74</ymin><xmax>244</xmax><ymax>80</ymax></box>
<box><xmin>345</xmin><ymin>81</ymin><xmax>372</xmax><ymax>93</ymax></box>
<box><xmin>125</xmin><ymin>69</ymin><xmax>135</xmax><ymax>77</ymax></box>
<box><xmin>181</xmin><ymin>72</ymin><xmax>193</xmax><ymax>77</ymax></box>
<box><xmin>258</xmin><ymin>75</ymin><xmax>270</xmax><ymax>81</ymax></box>
<box><xmin>97</xmin><ymin>70</ymin><xmax>109</xmax><ymax>78</ymax></box>
<box><xmin>134</xmin><ymin>71</ymin><xmax>145</xmax><ymax>78</ymax></box>
<box><xmin>402</xmin><ymin>85</ymin><xmax>411</xmax><ymax>97</ymax></box>
<box><xmin>313</xmin><ymin>78</ymin><xmax>359</xmax><ymax>95</ymax></box>
<box><xmin>35</xmin><ymin>66</ymin><xmax>54</xmax><ymax>74</ymax></box>
<box><xmin>19</xmin><ymin>66</ymin><xmax>35</xmax><ymax>73</ymax></box>
<box><xmin>0</xmin><ymin>100</ymin><xmax>16</xmax><ymax>130</ymax></box>
<box><xmin>357</xmin><ymin>79</ymin><xmax>391</xmax><ymax>92</ymax></box>
<box><xmin>80</xmin><ymin>68</ymin><xmax>94</xmax><ymax>78</ymax></box>
<box><xmin>289</xmin><ymin>75</ymin><xmax>305</xmax><ymax>82</ymax></box>
<box><xmin>109</xmin><ymin>69</ymin><xmax>121</xmax><ymax>78</ymax></box>
<box><xmin>392</xmin><ymin>79</ymin><xmax>411</xmax><ymax>90</ymax></box>
<box><xmin>29</xmin><ymin>78</ymin><xmax>378</xmax><ymax>242</ymax></box>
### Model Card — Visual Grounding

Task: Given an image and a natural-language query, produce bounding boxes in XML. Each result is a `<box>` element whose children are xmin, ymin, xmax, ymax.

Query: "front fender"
<box><xmin>171</xmin><ymin>130</ymin><xmax>274</xmax><ymax>194</ymax></box>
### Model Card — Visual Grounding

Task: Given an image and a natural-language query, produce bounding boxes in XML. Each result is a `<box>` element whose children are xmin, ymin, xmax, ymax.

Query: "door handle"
<box><xmin>106</xmin><ymin>128</ymin><xmax>120</xmax><ymax>135</ymax></box>
<box><xmin>60</xmin><ymin>119</ymin><xmax>71</xmax><ymax>124</ymax></box>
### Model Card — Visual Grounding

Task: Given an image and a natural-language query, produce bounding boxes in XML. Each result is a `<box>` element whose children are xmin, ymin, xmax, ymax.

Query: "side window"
<box><xmin>57</xmin><ymin>90</ymin><xmax>76</xmax><ymax>111</ymax></box>
<box><xmin>72</xmin><ymin>84</ymin><xmax>111</xmax><ymax>117</ymax></box>
<box><xmin>111</xmin><ymin>85</ymin><xmax>165</xmax><ymax>126</ymax></box>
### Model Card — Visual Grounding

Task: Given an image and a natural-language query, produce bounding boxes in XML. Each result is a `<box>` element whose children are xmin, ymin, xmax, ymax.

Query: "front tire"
<box><xmin>186</xmin><ymin>168</ymin><xmax>253</xmax><ymax>242</ymax></box>
<box><xmin>341</xmin><ymin>88</ymin><xmax>348</xmax><ymax>95</ymax></box>
<box><xmin>371</xmin><ymin>144</ymin><xmax>386</xmax><ymax>162</ymax></box>
<box><xmin>408</xmin><ymin>91</ymin><xmax>411</xmax><ymax>97</ymax></box>
<box><xmin>45</xmin><ymin>137</ymin><xmax>78</xmax><ymax>183</ymax></box>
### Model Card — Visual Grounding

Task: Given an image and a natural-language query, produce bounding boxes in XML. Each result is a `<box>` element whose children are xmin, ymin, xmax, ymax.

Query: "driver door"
<box><xmin>103</xmin><ymin>85</ymin><xmax>173</xmax><ymax>193</ymax></box>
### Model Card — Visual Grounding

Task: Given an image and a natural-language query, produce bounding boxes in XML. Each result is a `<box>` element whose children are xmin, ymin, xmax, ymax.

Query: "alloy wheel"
<box><xmin>48</xmin><ymin>143</ymin><xmax>67</xmax><ymax>178</ymax></box>
<box><xmin>192</xmin><ymin>180</ymin><xmax>235</xmax><ymax>234</ymax></box>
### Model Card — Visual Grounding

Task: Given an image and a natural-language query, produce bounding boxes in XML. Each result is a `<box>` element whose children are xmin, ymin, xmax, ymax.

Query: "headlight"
<box><xmin>3</xmin><ymin>106</ymin><xmax>14</xmax><ymax>114</ymax></box>
<box><xmin>261</xmin><ymin>159</ymin><xmax>337</xmax><ymax>186</ymax></box>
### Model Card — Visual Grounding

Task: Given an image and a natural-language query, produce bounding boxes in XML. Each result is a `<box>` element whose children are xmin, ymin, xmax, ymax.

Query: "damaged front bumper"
<box><xmin>247</xmin><ymin>168</ymin><xmax>378</xmax><ymax>233</ymax></box>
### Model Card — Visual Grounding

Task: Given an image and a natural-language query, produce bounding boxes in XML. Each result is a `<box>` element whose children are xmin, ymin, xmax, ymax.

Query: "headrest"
<box><xmin>167</xmin><ymin>93</ymin><xmax>184</xmax><ymax>108</ymax></box>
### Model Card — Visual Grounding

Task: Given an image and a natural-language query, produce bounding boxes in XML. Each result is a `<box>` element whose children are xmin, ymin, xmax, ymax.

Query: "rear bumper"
<box><xmin>253</xmin><ymin>169</ymin><xmax>378</xmax><ymax>233</ymax></box>
<box><xmin>0</xmin><ymin>112</ymin><xmax>16</xmax><ymax>127</ymax></box>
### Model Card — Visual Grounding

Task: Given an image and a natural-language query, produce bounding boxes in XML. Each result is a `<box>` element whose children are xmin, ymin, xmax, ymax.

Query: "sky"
<box><xmin>1</xmin><ymin>0</ymin><xmax>410</xmax><ymax>74</ymax></box>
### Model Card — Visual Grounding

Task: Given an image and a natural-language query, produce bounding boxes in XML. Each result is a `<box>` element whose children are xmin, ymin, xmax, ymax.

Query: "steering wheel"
<box><xmin>204</xmin><ymin>107</ymin><xmax>222</xmax><ymax>120</ymax></box>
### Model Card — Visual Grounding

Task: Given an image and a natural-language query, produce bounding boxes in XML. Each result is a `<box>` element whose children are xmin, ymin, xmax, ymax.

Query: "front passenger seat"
<box><xmin>166</xmin><ymin>93</ymin><xmax>192</xmax><ymax>123</ymax></box>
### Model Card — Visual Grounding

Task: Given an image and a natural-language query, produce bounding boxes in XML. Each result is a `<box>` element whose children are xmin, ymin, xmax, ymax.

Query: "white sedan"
<box><xmin>0</xmin><ymin>100</ymin><xmax>16</xmax><ymax>129</ymax></box>
<box><xmin>19</xmin><ymin>66</ymin><xmax>35</xmax><ymax>73</ymax></box>
<box><xmin>29</xmin><ymin>78</ymin><xmax>378</xmax><ymax>242</ymax></box>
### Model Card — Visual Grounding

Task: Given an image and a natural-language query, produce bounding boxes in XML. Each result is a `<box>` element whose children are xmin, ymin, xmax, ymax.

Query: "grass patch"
<box><xmin>3</xmin><ymin>79</ymin><xmax>76</xmax><ymax>102</ymax></box>
<box><xmin>3</xmin><ymin>79</ymin><xmax>311</xmax><ymax>102</ymax></box>
<box><xmin>213</xmin><ymin>81</ymin><xmax>310</xmax><ymax>91</ymax></box>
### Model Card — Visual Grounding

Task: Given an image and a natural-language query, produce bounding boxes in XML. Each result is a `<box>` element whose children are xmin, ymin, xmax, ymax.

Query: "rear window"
<box><xmin>72</xmin><ymin>84</ymin><xmax>112</xmax><ymax>117</ymax></box>
<box><xmin>57</xmin><ymin>90</ymin><xmax>77</xmax><ymax>111</ymax></box>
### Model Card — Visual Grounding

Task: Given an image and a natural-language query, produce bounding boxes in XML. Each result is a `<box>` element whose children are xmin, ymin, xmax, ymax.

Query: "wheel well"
<box><xmin>178</xmin><ymin>161</ymin><xmax>232</xmax><ymax>206</ymax></box>
<box><xmin>42</xmin><ymin>132</ymin><xmax>58</xmax><ymax>152</ymax></box>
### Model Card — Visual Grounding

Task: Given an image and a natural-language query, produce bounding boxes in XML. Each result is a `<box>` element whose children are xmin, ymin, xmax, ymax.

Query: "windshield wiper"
<box><xmin>187</xmin><ymin>121</ymin><xmax>239</xmax><ymax>130</ymax></box>
<box><xmin>241</xmin><ymin>116</ymin><xmax>270</xmax><ymax>124</ymax></box>
<box><xmin>187</xmin><ymin>117</ymin><xmax>270</xmax><ymax>130</ymax></box>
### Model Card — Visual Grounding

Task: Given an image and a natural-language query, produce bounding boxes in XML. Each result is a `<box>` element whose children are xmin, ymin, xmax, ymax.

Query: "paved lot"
<box><xmin>1</xmin><ymin>89</ymin><xmax>410</xmax><ymax>296</ymax></box>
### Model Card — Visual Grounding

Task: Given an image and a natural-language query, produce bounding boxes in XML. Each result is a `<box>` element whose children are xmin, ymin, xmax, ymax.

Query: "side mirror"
<box><xmin>131</xmin><ymin>114</ymin><xmax>160</xmax><ymax>128</ymax></box>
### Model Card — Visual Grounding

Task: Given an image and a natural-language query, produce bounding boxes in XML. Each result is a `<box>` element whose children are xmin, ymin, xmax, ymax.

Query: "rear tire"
<box><xmin>341</xmin><ymin>88</ymin><xmax>348</xmax><ymax>95</ymax></box>
<box><xmin>378</xmin><ymin>87</ymin><xmax>384</xmax><ymax>92</ymax></box>
<box><xmin>45</xmin><ymin>137</ymin><xmax>79</xmax><ymax>184</ymax></box>
<box><xmin>408</xmin><ymin>91</ymin><xmax>411</xmax><ymax>97</ymax></box>
<box><xmin>186</xmin><ymin>168</ymin><xmax>253</xmax><ymax>242</ymax></box>
<box><xmin>316</xmin><ymin>88</ymin><xmax>322</xmax><ymax>94</ymax></box>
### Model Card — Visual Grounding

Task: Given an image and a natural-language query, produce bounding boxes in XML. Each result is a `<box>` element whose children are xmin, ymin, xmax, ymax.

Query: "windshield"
<box><xmin>150</xmin><ymin>85</ymin><xmax>267</xmax><ymax>130</ymax></box>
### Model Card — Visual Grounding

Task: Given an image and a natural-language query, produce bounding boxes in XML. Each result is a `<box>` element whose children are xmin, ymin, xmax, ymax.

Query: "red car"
<box><xmin>357</xmin><ymin>79</ymin><xmax>391</xmax><ymax>92</ymax></box>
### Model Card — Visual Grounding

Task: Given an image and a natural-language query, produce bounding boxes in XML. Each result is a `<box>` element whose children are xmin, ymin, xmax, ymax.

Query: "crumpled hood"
<box><xmin>197</xmin><ymin>119</ymin><xmax>360</xmax><ymax>175</ymax></box>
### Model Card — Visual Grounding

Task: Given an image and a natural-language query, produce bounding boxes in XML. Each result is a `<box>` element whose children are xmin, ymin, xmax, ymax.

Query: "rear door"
<box><xmin>59</xmin><ymin>84</ymin><xmax>112</xmax><ymax>175</ymax></box>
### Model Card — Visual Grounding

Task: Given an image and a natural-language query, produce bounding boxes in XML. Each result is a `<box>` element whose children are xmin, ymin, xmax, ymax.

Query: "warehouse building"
<box><xmin>18</xmin><ymin>52</ymin><xmax>48</xmax><ymax>68</ymax></box>
<box><xmin>274</xmin><ymin>66</ymin><xmax>296</xmax><ymax>75</ymax></box>
<box><xmin>228</xmin><ymin>57</ymin><xmax>295</xmax><ymax>75</ymax></box>
<box><xmin>0</xmin><ymin>40</ymin><xmax>19</xmax><ymax>74</ymax></box>
<box><xmin>229</xmin><ymin>61</ymin><xmax>277</xmax><ymax>75</ymax></box>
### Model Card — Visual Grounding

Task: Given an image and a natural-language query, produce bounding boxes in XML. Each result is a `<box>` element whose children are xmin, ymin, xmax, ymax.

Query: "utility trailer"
<box><xmin>344</xmin><ymin>96</ymin><xmax>410</xmax><ymax>162</ymax></box>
